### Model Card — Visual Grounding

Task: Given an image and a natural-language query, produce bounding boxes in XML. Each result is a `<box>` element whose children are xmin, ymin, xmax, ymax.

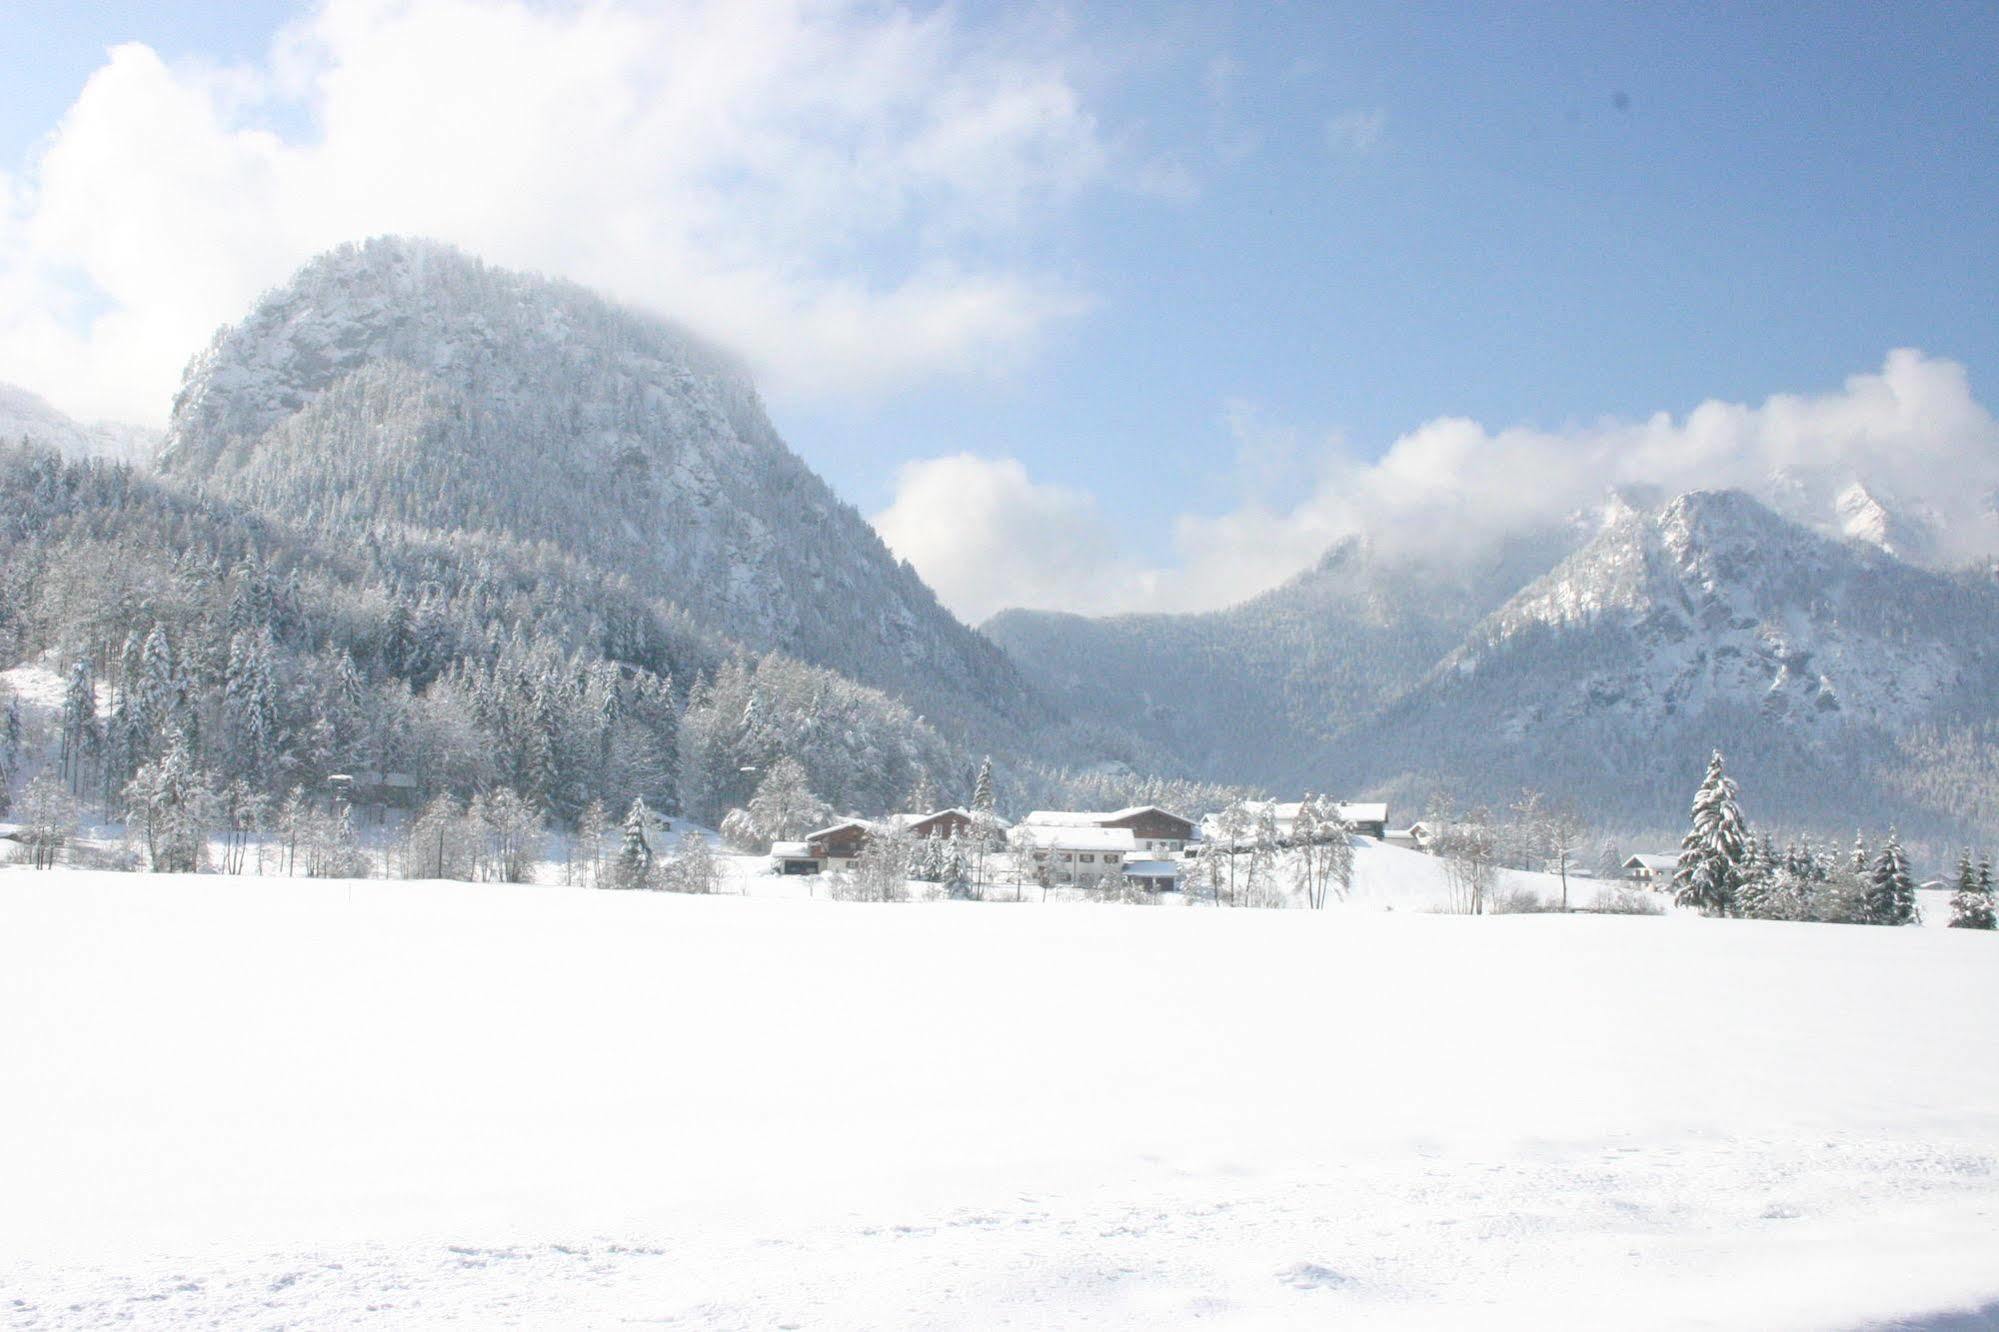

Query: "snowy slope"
<box><xmin>157</xmin><ymin>236</ymin><xmax>1052</xmax><ymax>747</ymax></box>
<box><xmin>4</xmin><ymin>868</ymin><xmax>1997</xmax><ymax>1330</ymax></box>
<box><xmin>1320</xmin><ymin>491</ymin><xmax>1999</xmax><ymax>840</ymax></box>
<box><xmin>984</xmin><ymin>531</ymin><xmax>1576</xmax><ymax>788</ymax></box>
<box><xmin>0</xmin><ymin>382</ymin><xmax>160</xmax><ymax>465</ymax></box>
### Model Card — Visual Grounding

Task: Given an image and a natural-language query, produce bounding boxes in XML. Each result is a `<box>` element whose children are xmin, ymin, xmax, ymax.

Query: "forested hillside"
<box><xmin>0</xmin><ymin>444</ymin><xmax>977</xmax><ymax>825</ymax></box>
<box><xmin>159</xmin><ymin>237</ymin><xmax>1052</xmax><ymax>754</ymax></box>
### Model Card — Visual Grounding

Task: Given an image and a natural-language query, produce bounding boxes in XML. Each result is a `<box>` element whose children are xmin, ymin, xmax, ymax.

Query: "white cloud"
<box><xmin>872</xmin><ymin>454</ymin><xmax>1165</xmax><ymax>623</ymax></box>
<box><xmin>1325</xmin><ymin>107</ymin><xmax>1386</xmax><ymax>154</ymax></box>
<box><xmin>879</xmin><ymin>351</ymin><xmax>1999</xmax><ymax>622</ymax></box>
<box><xmin>2</xmin><ymin>0</ymin><xmax>1124</xmax><ymax>424</ymax></box>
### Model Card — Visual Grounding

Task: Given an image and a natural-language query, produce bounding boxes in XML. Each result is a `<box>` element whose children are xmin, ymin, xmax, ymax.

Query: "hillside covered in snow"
<box><xmin>157</xmin><ymin>237</ymin><xmax>1051</xmax><ymax>753</ymax></box>
<box><xmin>995</xmin><ymin>487</ymin><xmax>1999</xmax><ymax>844</ymax></box>
<box><xmin>0</xmin><ymin>382</ymin><xmax>160</xmax><ymax>466</ymax></box>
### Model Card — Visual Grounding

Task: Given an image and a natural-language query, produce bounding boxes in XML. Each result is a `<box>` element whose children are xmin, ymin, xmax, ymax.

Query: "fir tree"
<box><xmin>972</xmin><ymin>756</ymin><xmax>995</xmax><ymax>814</ymax></box>
<box><xmin>1948</xmin><ymin>848</ymin><xmax>1996</xmax><ymax>930</ymax></box>
<box><xmin>1866</xmin><ymin>830</ymin><xmax>1919</xmax><ymax>926</ymax></box>
<box><xmin>1672</xmin><ymin>750</ymin><xmax>1750</xmax><ymax>917</ymax></box>
<box><xmin>614</xmin><ymin>796</ymin><xmax>654</xmax><ymax>888</ymax></box>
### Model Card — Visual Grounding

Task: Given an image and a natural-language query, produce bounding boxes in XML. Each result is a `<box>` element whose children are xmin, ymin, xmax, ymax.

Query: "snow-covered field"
<box><xmin>3</xmin><ymin>864</ymin><xmax>1998</xmax><ymax>1331</ymax></box>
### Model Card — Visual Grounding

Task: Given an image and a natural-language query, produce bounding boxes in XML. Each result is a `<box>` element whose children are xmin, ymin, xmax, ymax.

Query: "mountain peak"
<box><xmin>155</xmin><ymin>237</ymin><xmax>1050</xmax><ymax>745</ymax></box>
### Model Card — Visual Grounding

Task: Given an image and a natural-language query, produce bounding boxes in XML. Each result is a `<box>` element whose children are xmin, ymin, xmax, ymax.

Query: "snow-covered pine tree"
<box><xmin>1671</xmin><ymin>750</ymin><xmax>1750</xmax><ymax>917</ymax></box>
<box><xmin>1866</xmin><ymin>830</ymin><xmax>1919</xmax><ymax>926</ymax></box>
<box><xmin>1736</xmin><ymin>832</ymin><xmax>1778</xmax><ymax>918</ymax></box>
<box><xmin>58</xmin><ymin>657</ymin><xmax>97</xmax><ymax>794</ymax></box>
<box><xmin>1948</xmin><ymin>848</ymin><xmax>1996</xmax><ymax>929</ymax></box>
<box><xmin>972</xmin><ymin>756</ymin><xmax>995</xmax><ymax>814</ymax></box>
<box><xmin>907</xmin><ymin>769</ymin><xmax>939</xmax><ymax>815</ymax></box>
<box><xmin>615</xmin><ymin>796</ymin><xmax>654</xmax><ymax>889</ymax></box>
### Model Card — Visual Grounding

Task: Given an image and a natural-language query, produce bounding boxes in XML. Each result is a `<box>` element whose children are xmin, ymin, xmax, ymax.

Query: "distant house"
<box><xmin>769</xmin><ymin>840</ymin><xmax>821</xmax><ymax>875</ymax></box>
<box><xmin>1120</xmin><ymin>857</ymin><xmax>1181</xmax><ymax>893</ymax></box>
<box><xmin>326</xmin><ymin>770</ymin><xmax>417</xmax><ymax>818</ymax></box>
<box><xmin>1214</xmin><ymin>800</ymin><xmax>1391</xmax><ymax>843</ymax></box>
<box><xmin>1009</xmin><ymin>806</ymin><xmax>1198</xmax><ymax>889</ymax></box>
<box><xmin>1623</xmin><ymin>853</ymin><xmax>1680</xmax><ymax>888</ymax></box>
<box><xmin>1022</xmin><ymin>806</ymin><xmax>1197</xmax><ymax>854</ymax></box>
<box><xmin>1385</xmin><ymin>821</ymin><xmax>1434</xmax><ymax>853</ymax></box>
<box><xmin>802</xmin><ymin>819</ymin><xmax>876</xmax><ymax>871</ymax></box>
<box><xmin>773</xmin><ymin>808</ymin><xmax>1005</xmax><ymax>875</ymax></box>
<box><xmin>889</xmin><ymin>807</ymin><xmax>1009</xmax><ymax>841</ymax></box>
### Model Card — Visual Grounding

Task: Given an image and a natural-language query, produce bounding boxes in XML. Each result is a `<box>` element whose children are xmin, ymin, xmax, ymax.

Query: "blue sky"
<box><xmin>5</xmin><ymin>2</ymin><xmax>1997</xmax><ymax>617</ymax></box>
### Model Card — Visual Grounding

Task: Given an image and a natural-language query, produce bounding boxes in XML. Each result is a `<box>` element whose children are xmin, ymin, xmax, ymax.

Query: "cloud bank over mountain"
<box><xmin>877</xmin><ymin>350</ymin><xmax>1999</xmax><ymax>620</ymax></box>
<box><xmin>0</xmin><ymin>0</ymin><xmax>1127</xmax><ymax>425</ymax></box>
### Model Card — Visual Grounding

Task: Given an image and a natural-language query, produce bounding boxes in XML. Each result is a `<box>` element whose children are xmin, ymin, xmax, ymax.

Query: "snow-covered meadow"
<box><xmin>4</xmin><ymin>859</ymin><xmax>1998</xmax><ymax>1330</ymax></box>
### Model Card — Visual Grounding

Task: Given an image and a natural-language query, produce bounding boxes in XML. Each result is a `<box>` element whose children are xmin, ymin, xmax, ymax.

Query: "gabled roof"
<box><xmin>804</xmin><ymin>818</ymin><xmax>877</xmax><ymax>842</ymax></box>
<box><xmin>1011</xmin><ymin>825</ymin><xmax>1139</xmax><ymax>852</ymax></box>
<box><xmin>1024</xmin><ymin>805</ymin><xmax>1191</xmax><ymax>830</ymax></box>
<box><xmin>769</xmin><ymin>841</ymin><xmax>813</xmax><ymax>858</ymax></box>
<box><xmin>1624</xmin><ymin>854</ymin><xmax>1680</xmax><ymax>872</ymax></box>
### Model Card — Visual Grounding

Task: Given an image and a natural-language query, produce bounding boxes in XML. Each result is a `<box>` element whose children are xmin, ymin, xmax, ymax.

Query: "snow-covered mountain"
<box><xmin>985</xmin><ymin>530</ymin><xmax>1576</xmax><ymax>788</ymax></box>
<box><xmin>995</xmin><ymin>487</ymin><xmax>1999</xmax><ymax>839</ymax></box>
<box><xmin>158</xmin><ymin>236</ymin><xmax>1051</xmax><ymax>746</ymax></box>
<box><xmin>0</xmin><ymin>382</ymin><xmax>160</xmax><ymax>465</ymax></box>
<box><xmin>1332</xmin><ymin>490</ymin><xmax>1999</xmax><ymax>833</ymax></box>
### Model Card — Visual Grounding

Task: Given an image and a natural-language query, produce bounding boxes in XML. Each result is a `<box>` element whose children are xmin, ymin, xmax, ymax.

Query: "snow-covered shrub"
<box><xmin>1490</xmin><ymin>887</ymin><xmax>1560</xmax><ymax>914</ymax></box>
<box><xmin>1590</xmin><ymin>885</ymin><xmax>1666</xmax><ymax>916</ymax></box>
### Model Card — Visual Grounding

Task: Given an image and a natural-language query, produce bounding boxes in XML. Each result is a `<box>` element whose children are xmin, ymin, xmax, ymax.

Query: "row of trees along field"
<box><xmin>1672</xmin><ymin>750</ymin><xmax>1997</xmax><ymax>929</ymax></box>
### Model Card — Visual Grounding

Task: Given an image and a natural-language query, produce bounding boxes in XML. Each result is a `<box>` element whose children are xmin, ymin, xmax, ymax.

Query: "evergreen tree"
<box><xmin>1672</xmin><ymin>750</ymin><xmax>1750</xmax><ymax>917</ymax></box>
<box><xmin>614</xmin><ymin>796</ymin><xmax>654</xmax><ymax>888</ymax></box>
<box><xmin>1948</xmin><ymin>848</ymin><xmax>1995</xmax><ymax>930</ymax></box>
<box><xmin>1866</xmin><ymin>829</ymin><xmax>1919</xmax><ymax>926</ymax></box>
<box><xmin>971</xmin><ymin>756</ymin><xmax>996</xmax><ymax>814</ymax></box>
<box><xmin>58</xmin><ymin>657</ymin><xmax>98</xmax><ymax>794</ymax></box>
<box><xmin>1736</xmin><ymin>831</ymin><xmax>1778</xmax><ymax>918</ymax></box>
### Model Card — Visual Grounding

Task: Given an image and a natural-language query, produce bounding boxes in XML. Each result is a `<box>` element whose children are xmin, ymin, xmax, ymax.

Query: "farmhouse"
<box><xmin>1021</xmin><ymin>806</ymin><xmax>1197</xmax><ymax>853</ymax></box>
<box><xmin>1214</xmin><ymin>800</ymin><xmax>1392</xmax><ymax>843</ymax></box>
<box><xmin>1012</xmin><ymin>806</ymin><xmax>1199</xmax><ymax>889</ymax></box>
<box><xmin>890</xmin><ymin>807</ymin><xmax>1010</xmax><ymax>841</ymax></box>
<box><xmin>801</xmin><ymin>819</ymin><xmax>875</xmax><ymax>871</ymax></box>
<box><xmin>772</xmin><ymin>808</ymin><xmax>1009</xmax><ymax>874</ymax></box>
<box><xmin>1623</xmin><ymin>853</ymin><xmax>1680</xmax><ymax>888</ymax></box>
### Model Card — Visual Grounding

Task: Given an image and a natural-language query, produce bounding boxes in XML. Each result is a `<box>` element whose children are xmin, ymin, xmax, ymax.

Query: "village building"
<box><xmin>769</xmin><ymin>840</ymin><xmax>821</xmax><ymax>875</ymax></box>
<box><xmin>770</xmin><ymin>808</ymin><xmax>1009</xmax><ymax>875</ymax></box>
<box><xmin>1210</xmin><ymin>800</ymin><xmax>1392</xmax><ymax>843</ymax></box>
<box><xmin>1013</xmin><ymin>806</ymin><xmax>1199</xmax><ymax>889</ymax></box>
<box><xmin>1622</xmin><ymin>853</ymin><xmax>1680</xmax><ymax>888</ymax></box>
<box><xmin>1384</xmin><ymin>821</ymin><xmax>1432</xmax><ymax>852</ymax></box>
<box><xmin>1021</xmin><ymin>805</ymin><xmax>1197</xmax><ymax>853</ymax></box>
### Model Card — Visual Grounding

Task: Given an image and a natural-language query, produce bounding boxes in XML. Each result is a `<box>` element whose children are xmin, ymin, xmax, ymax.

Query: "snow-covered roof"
<box><xmin>804</xmin><ymin>819</ymin><xmax>876</xmax><ymax>842</ymax></box>
<box><xmin>1012</xmin><ymin>825</ymin><xmax>1139</xmax><ymax>852</ymax></box>
<box><xmin>1121</xmin><ymin>858</ymin><xmax>1180</xmax><ymax>876</ymax></box>
<box><xmin>769</xmin><ymin>841</ymin><xmax>813</xmax><ymax>858</ymax></box>
<box><xmin>1023</xmin><ymin>806</ymin><xmax>1190</xmax><ymax>830</ymax></box>
<box><xmin>1217</xmin><ymin>800</ymin><xmax>1389</xmax><ymax>828</ymax></box>
<box><xmin>1624</xmin><ymin>854</ymin><xmax>1680</xmax><ymax>873</ymax></box>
